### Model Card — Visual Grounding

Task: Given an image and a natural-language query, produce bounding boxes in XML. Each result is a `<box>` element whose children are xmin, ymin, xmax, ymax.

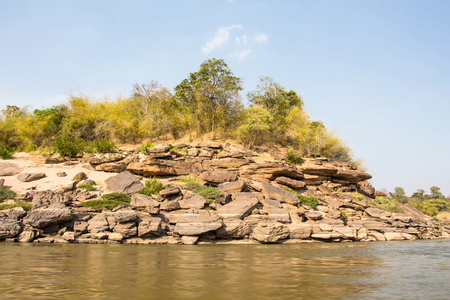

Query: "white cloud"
<box><xmin>227</xmin><ymin>0</ymin><xmax>235</xmax><ymax>3</ymax></box>
<box><xmin>238</xmin><ymin>49</ymin><xmax>251</xmax><ymax>61</ymax></box>
<box><xmin>254</xmin><ymin>33</ymin><xmax>268</xmax><ymax>43</ymax></box>
<box><xmin>201</xmin><ymin>25</ymin><xmax>242</xmax><ymax>54</ymax></box>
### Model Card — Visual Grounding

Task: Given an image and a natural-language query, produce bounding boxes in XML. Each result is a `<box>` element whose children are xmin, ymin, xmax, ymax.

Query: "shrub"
<box><xmin>339</xmin><ymin>211</ymin><xmax>348</xmax><ymax>221</ymax></box>
<box><xmin>87</xmin><ymin>138</ymin><xmax>117</xmax><ymax>153</ymax></box>
<box><xmin>183</xmin><ymin>182</ymin><xmax>222</xmax><ymax>204</ymax></box>
<box><xmin>77</xmin><ymin>183</ymin><xmax>95</xmax><ymax>191</ymax></box>
<box><xmin>285</xmin><ymin>150</ymin><xmax>304</xmax><ymax>165</ymax></box>
<box><xmin>138</xmin><ymin>143</ymin><xmax>154</xmax><ymax>154</ymax></box>
<box><xmin>372</xmin><ymin>197</ymin><xmax>405</xmax><ymax>213</ymax></box>
<box><xmin>81</xmin><ymin>192</ymin><xmax>131</xmax><ymax>212</ymax></box>
<box><xmin>0</xmin><ymin>144</ymin><xmax>14</xmax><ymax>159</ymax></box>
<box><xmin>0</xmin><ymin>200</ymin><xmax>31</xmax><ymax>211</ymax></box>
<box><xmin>350</xmin><ymin>192</ymin><xmax>364</xmax><ymax>201</ymax></box>
<box><xmin>177</xmin><ymin>177</ymin><xmax>198</xmax><ymax>183</ymax></box>
<box><xmin>0</xmin><ymin>188</ymin><xmax>17</xmax><ymax>200</ymax></box>
<box><xmin>289</xmin><ymin>190</ymin><xmax>318</xmax><ymax>208</ymax></box>
<box><xmin>54</xmin><ymin>134</ymin><xmax>84</xmax><ymax>157</ymax></box>
<box><xmin>137</xmin><ymin>178</ymin><xmax>163</xmax><ymax>196</ymax></box>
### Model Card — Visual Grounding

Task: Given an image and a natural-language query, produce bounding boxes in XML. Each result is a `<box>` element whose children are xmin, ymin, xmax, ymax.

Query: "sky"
<box><xmin>1</xmin><ymin>0</ymin><xmax>449</xmax><ymax>196</ymax></box>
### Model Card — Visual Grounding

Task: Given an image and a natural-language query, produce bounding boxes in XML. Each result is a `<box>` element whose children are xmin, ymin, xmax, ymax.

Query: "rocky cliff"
<box><xmin>0</xmin><ymin>142</ymin><xmax>448</xmax><ymax>244</ymax></box>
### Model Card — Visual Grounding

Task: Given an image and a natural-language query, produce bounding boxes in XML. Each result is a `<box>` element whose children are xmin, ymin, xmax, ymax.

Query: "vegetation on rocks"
<box><xmin>77</xmin><ymin>183</ymin><xmax>95</xmax><ymax>191</ymax></box>
<box><xmin>0</xmin><ymin>144</ymin><xmax>14</xmax><ymax>159</ymax></box>
<box><xmin>137</xmin><ymin>178</ymin><xmax>163</xmax><ymax>196</ymax></box>
<box><xmin>285</xmin><ymin>150</ymin><xmax>304</xmax><ymax>165</ymax></box>
<box><xmin>372</xmin><ymin>197</ymin><xmax>405</xmax><ymax>213</ymax></box>
<box><xmin>183</xmin><ymin>181</ymin><xmax>223</xmax><ymax>204</ymax></box>
<box><xmin>289</xmin><ymin>190</ymin><xmax>318</xmax><ymax>208</ymax></box>
<box><xmin>138</xmin><ymin>143</ymin><xmax>154</xmax><ymax>154</ymax></box>
<box><xmin>81</xmin><ymin>192</ymin><xmax>131</xmax><ymax>212</ymax></box>
<box><xmin>0</xmin><ymin>59</ymin><xmax>354</xmax><ymax>162</ymax></box>
<box><xmin>0</xmin><ymin>188</ymin><xmax>17</xmax><ymax>200</ymax></box>
<box><xmin>0</xmin><ymin>200</ymin><xmax>31</xmax><ymax>211</ymax></box>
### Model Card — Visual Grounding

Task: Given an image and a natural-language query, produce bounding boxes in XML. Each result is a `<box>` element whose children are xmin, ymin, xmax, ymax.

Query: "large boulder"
<box><xmin>252</xmin><ymin>221</ymin><xmax>289</xmax><ymax>243</ymax></box>
<box><xmin>87</xmin><ymin>213</ymin><xmax>110</xmax><ymax>233</ymax></box>
<box><xmin>95</xmin><ymin>163</ymin><xmax>126</xmax><ymax>173</ymax></box>
<box><xmin>217</xmin><ymin>193</ymin><xmax>259</xmax><ymax>219</ymax></box>
<box><xmin>288</xmin><ymin>223</ymin><xmax>312</xmax><ymax>239</ymax></box>
<box><xmin>216</xmin><ymin>218</ymin><xmax>252</xmax><ymax>239</ymax></box>
<box><xmin>263</xmin><ymin>206</ymin><xmax>291</xmax><ymax>223</ymax></box>
<box><xmin>17</xmin><ymin>172</ymin><xmax>46</xmax><ymax>182</ymax></box>
<box><xmin>128</xmin><ymin>159</ymin><xmax>201</xmax><ymax>176</ymax></box>
<box><xmin>0</xmin><ymin>207</ymin><xmax>27</xmax><ymax>221</ymax></box>
<box><xmin>173</xmin><ymin>214</ymin><xmax>223</xmax><ymax>236</ymax></box>
<box><xmin>105</xmin><ymin>171</ymin><xmax>143</xmax><ymax>194</ymax></box>
<box><xmin>218</xmin><ymin>180</ymin><xmax>246</xmax><ymax>194</ymax></box>
<box><xmin>299</xmin><ymin>165</ymin><xmax>338</xmax><ymax>176</ymax></box>
<box><xmin>274</xmin><ymin>176</ymin><xmax>306</xmax><ymax>190</ymax></box>
<box><xmin>81</xmin><ymin>153</ymin><xmax>125</xmax><ymax>165</ymax></box>
<box><xmin>365</xmin><ymin>207</ymin><xmax>391</xmax><ymax>219</ymax></box>
<box><xmin>261</xmin><ymin>182</ymin><xmax>300</xmax><ymax>205</ymax></box>
<box><xmin>112</xmin><ymin>210</ymin><xmax>137</xmax><ymax>223</ymax></box>
<box><xmin>23</xmin><ymin>208</ymin><xmax>72</xmax><ymax>228</ymax></box>
<box><xmin>0</xmin><ymin>162</ymin><xmax>22</xmax><ymax>176</ymax></box>
<box><xmin>202</xmin><ymin>158</ymin><xmax>250</xmax><ymax>171</ymax></box>
<box><xmin>332</xmin><ymin>170</ymin><xmax>372</xmax><ymax>184</ymax></box>
<box><xmin>113</xmin><ymin>222</ymin><xmax>137</xmax><ymax>238</ymax></box>
<box><xmin>198</xmin><ymin>170</ymin><xmax>237</xmax><ymax>186</ymax></box>
<box><xmin>130</xmin><ymin>194</ymin><xmax>160</xmax><ymax>209</ymax></box>
<box><xmin>179</xmin><ymin>194</ymin><xmax>206</xmax><ymax>209</ymax></box>
<box><xmin>0</xmin><ymin>221</ymin><xmax>22</xmax><ymax>239</ymax></box>
<box><xmin>239</xmin><ymin>162</ymin><xmax>303</xmax><ymax>181</ymax></box>
<box><xmin>138</xmin><ymin>217</ymin><xmax>162</xmax><ymax>237</ymax></box>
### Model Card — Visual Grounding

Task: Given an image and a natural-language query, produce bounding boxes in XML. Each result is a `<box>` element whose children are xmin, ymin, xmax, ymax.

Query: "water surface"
<box><xmin>0</xmin><ymin>240</ymin><xmax>449</xmax><ymax>299</ymax></box>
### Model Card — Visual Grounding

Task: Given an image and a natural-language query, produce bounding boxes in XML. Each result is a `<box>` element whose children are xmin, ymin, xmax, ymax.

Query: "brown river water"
<box><xmin>0</xmin><ymin>239</ymin><xmax>449</xmax><ymax>299</ymax></box>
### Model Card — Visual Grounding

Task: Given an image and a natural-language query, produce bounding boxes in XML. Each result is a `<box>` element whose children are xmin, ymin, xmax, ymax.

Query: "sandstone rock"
<box><xmin>112</xmin><ymin>210</ymin><xmax>136</xmax><ymax>223</ymax></box>
<box><xmin>128</xmin><ymin>159</ymin><xmax>195</xmax><ymax>177</ymax></box>
<box><xmin>160</xmin><ymin>186</ymin><xmax>181</xmax><ymax>198</ymax></box>
<box><xmin>108</xmin><ymin>232</ymin><xmax>124</xmax><ymax>241</ymax></box>
<box><xmin>147</xmin><ymin>144</ymin><xmax>170</xmax><ymax>153</ymax></box>
<box><xmin>81</xmin><ymin>153</ymin><xmax>124</xmax><ymax>165</ymax></box>
<box><xmin>216</xmin><ymin>218</ymin><xmax>252</xmax><ymax>239</ymax></box>
<box><xmin>311</xmin><ymin>232</ymin><xmax>342</xmax><ymax>240</ymax></box>
<box><xmin>0</xmin><ymin>221</ymin><xmax>21</xmax><ymax>239</ymax></box>
<box><xmin>187</xmin><ymin>148</ymin><xmax>200</xmax><ymax>157</ymax></box>
<box><xmin>299</xmin><ymin>165</ymin><xmax>338</xmax><ymax>176</ymax></box>
<box><xmin>368</xmin><ymin>230</ymin><xmax>386</xmax><ymax>241</ymax></box>
<box><xmin>130</xmin><ymin>194</ymin><xmax>160</xmax><ymax>208</ymax></box>
<box><xmin>384</xmin><ymin>232</ymin><xmax>405</xmax><ymax>241</ymax></box>
<box><xmin>260</xmin><ymin>198</ymin><xmax>282</xmax><ymax>208</ymax></box>
<box><xmin>197</xmin><ymin>141</ymin><xmax>223</xmax><ymax>149</ymax></box>
<box><xmin>303</xmin><ymin>174</ymin><xmax>326</xmax><ymax>185</ymax></box>
<box><xmin>319</xmin><ymin>223</ymin><xmax>333</xmax><ymax>232</ymax></box>
<box><xmin>95</xmin><ymin>163</ymin><xmax>126</xmax><ymax>173</ymax></box>
<box><xmin>62</xmin><ymin>231</ymin><xmax>76</xmax><ymax>242</ymax></box>
<box><xmin>18</xmin><ymin>230</ymin><xmax>36</xmax><ymax>242</ymax></box>
<box><xmin>333</xmin><ymin>226</ymin><xmax>357</xmax><ymax>240</ymax></box>
<box><xmin>56</xmin><ymin>172</ymin><xmax>67</xmax><ymax>177</ymax></box>
<box><xmin>72</xmin><ymin>172</ymin><xmax>88</xmax><ymax>181</ymax></box>
<box><xmin>361</xmin><ymin>220</ymin><xmax>387</xmax><ymax>232</ymax></box>
<box><xmin>305</xmin><ymin>211</ymin><xmax>323</xmax><ymax>221</ymax></box>
<box><xmin>105</xmin><ymin>171</ymin><xmax>143</xmax><ymax>194</ymax></box>
<box><xmin>218</xmin><ymin>180</ymin><xmax>246</xmax><ymax>193</ymax></box>
<box><xmin>173</xmin><ymin>214</ymin><xmax>223</xmax><ymax>236</ymax></box>
<box><xmin>203</xmin><ymin>158</ymin><xmax>250</xmax><ymax>170</ymax></box>
<box><xmin>17</xmin><ymin>172</ymin><xmax>46</xmax><ymax>182</ymax></box>
<box><xmin>74</xmin><ymin>221</ymin><xmax>88</xmax><ymax>233</ymax></box>
<box><xmin>217</xmin><ymin>195</ymin><xmax>259</xmax><ymax>219</ymax></box>
<box><xmin>274</xmin><ymin>176</ymin><xmax>306</xmax><ymax>190</ymax></box>
<box><xmin>358</xmin><ymin>182</ymin><xmax>375</xmax><ymax>197</ymax></box>
<box><xmin>113</xmin><ymin>222</ymin><xmax>137</xmax><ymax>238</ymax></box>
<box><xmin>365</xmin><ymin>207</ymin><xmax>391</xmax><ymax>219</ymax></box>
<box><xmin>332</xmin><ymin>170</ymin><xmax>372</xmax><ymax>184</ymax></box>
<box><xmin>263</xmin><ymin>206</ymin><xmax>291</xmax><ymax>223</ymax></box>
<box><xmin>198</xmin><ymin>149</ymin><xmax>214</xmax><ymax>158</ymax></box>
<box><xmin>391</xmin><ymin>213</ymin><xmax>412</xmax><ymax>223</ymax></box>
<box><xmin>87</xmin><ymin>213</ymin><xmax>110</xmax><ymax>233</ymax></box>
<box><xmin>288</xmin><ymin>223</ymin><xmax>312</xmax><ymax>239</ymax></box>
<box><xmin>239</xmin><ymin>162</ymin><xmax>303</xmax><ymax>181</ymax></box>
<box><xmin>179</xmin><ymin>194</ymin><xmax>206</xmax><ymax>209</ymax></box>
<box><xmin>261</xmin><ymin>182</ymin><xmax>300</xmax><ymax>205</ymax></box>
<box><xmin>252</xmin><ymin>221</ymin><xmax>289</xmax><ymax>243</ymax></box>
<box><xmin>160</xmin><ymin>200</ymin><xmax>180</xmax><ymax>211</ymax></box>
<box><xmin>181</xmin><ymin>236</ymin><xmax>199</xmax><ymax>245</ymax></box>
<box><xmin>198</xmin><ymin>170</ymin><xmax>237</xmax><ymax>186</ymax></box>
<box><xmin>0</xmin><ymin>207</ymin><xmax>27</xmax><ymax>221</ymax></box>
<box><xmin>23</xmin><ymin>208</ymin><xmax>72</xmax><ymax>228</ymax></box>
<box><xmin>138</xmin><ymin>217</ymin><xmax>162</xmax><ymax>237</ymax></box>
<box><xmin>288</xmin><ymin>210</ymin><xmax>303</xmax><ymax>223</ymax></box>
<box><xmin>0</xmin><ymin>162</ymin><xmax>22</xmax><ymax>176</ymax></box>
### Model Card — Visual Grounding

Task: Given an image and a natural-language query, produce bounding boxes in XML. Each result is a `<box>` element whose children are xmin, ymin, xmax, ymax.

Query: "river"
<box><xmin>0</xmin><ymin>239</ymin><xmax>449</xmax><ymax>299</ymax></box>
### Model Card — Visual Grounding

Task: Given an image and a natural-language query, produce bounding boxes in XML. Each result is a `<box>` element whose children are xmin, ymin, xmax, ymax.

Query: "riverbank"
<box><xmin>1</xmin><ymin>142</ymin><xmax>449</xmax><ymax>244</ymax></box>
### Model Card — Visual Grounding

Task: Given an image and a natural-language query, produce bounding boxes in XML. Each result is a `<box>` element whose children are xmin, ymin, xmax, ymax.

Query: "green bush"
<box><xmin>0</xmin><ymin>200</ymin><xmax>31</xmax><ymax>211</ymax></box>
<box><xmin>183</xmin><ymin>182</ymin><xmax>222</xmax><ymax>204</ymax></box>
<box><xmin>0</xmin><ymin>188</ymin><xmax>17</xmax><ymax>200</ymax></box>
<box><xmin>137</xmin><ymin>178</ymin><xmax>163</xmax><ymax>196</ymax></box>
<box><xmin>289</xmin><ymin>190</ymin><xmax>318</xmax><ymax>208</ymax></box>
<box><xmin>81</xmin><ymin>192</ymin><xmax>131</xmax><ymax>212</ymax></box>
<box><xmin>372</xmin><ymin>197</ymin><xmax>405</xmax><ymax>213</ymax></box>
<box><xmin>87</xmin><ymin>138</ymin><xmax>117</xmax><ymax>153</ymax></box>
<box><xmin>138</xmin><ymin>143</ymin><xmax>154</xmax><ymax>154</ymax></box>
<box><xmin>0</xmin><ymin>144</ymin><xmax>14</xmax><ymax>159</ymax></box>
<box><xmin>77</xmin><ymin>183</ymin><xmax>95</xmax><ymax>191</ymax></box>
<box><xmin>350</xmin><ymin>192</ymin><xmax>364</xmax><ymax>201</ymax></box>
<box><xmin>339</xmin><ymin>211</ymin><xmax>348</xmax><ymax>221</ymax></box>
<box><xmin>54</xmin><ymin>134</ymin><xmax>84</xmax><ymax>157</ymax></box>
<box><xmin>285</xmin><ymin>150</ymin><xmax>304</xmax><ymax>165</ymax></box>
<box><xmin>177</xmin><ymin>177</ymin><xmax>198</xmax><ymax>183</ymax></box>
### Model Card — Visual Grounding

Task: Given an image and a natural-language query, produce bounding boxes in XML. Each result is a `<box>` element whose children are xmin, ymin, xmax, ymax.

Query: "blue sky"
<box><xmin>1</xmin><ymin>0</ymin><xmax>449</xmax><ymax>196</ymax></box>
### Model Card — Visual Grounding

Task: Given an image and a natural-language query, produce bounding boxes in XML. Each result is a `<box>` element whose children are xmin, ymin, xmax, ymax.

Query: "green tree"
<box><xmin>430</xmin><ymin>186</ymin><xmax>443</xmax><ymax>199</ymax></box>
<box><xmin>236</xmin><ymin>106</ymin><xmax>273</xmax><ymax>147</ymax></box>
<box><xmin>174</xmin><ymin>58</ymin><xmax>243</xmax><ymax>139</ymax></box>
<box><xmin>390</xmin><ymin>187</ymin><xmax>408</xmax><ymax>204</ymax></box>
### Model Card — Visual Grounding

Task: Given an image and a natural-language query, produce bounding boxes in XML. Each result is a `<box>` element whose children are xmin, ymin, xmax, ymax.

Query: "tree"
<box><xmin>236</xmin><ymin>106</ymin><xmax>273</xmax><ymax>147</ymax></box>
<box><xmin>390</xmin><ymin>187</ymin><xmax>408</xmax><ymax>204</ymax></box>
<box><xmin>174</xmin><ymin>58</ymin><xmax>243</xmax><ymax>139</ymax></box>
<box><xmin>430</xmin><ymin>186</ymin><xmax>443</xmax><ymax>199</ymax></box>
<box><xmin>247</xmin><ymin>76</ymin><xmax>303</xmax><ymax>120</ymax></box>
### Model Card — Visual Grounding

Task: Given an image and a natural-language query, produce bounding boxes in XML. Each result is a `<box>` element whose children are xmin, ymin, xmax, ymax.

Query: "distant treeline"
<box><xmin>390</xmin><ymin>186</ymin><xmax>449</xmax><ymax>217</ymax></box>
<box><xmin>0</xmin><ymin>58</ymin><xmax>352</xmax><ymax>161</ymax></box>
